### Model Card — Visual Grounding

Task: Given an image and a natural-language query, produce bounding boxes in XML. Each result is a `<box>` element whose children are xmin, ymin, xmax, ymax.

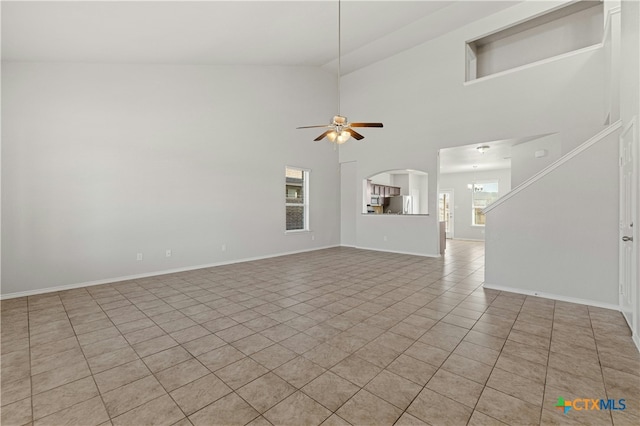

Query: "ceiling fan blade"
<box><xmin>297</xmin><ymin>125</ymin><xmax>331</xmax><ymax>129</ymax></box>
<box><xmin>346</xmin><ymin>128</ymin><xmax>365</xmax><ymax>140</ymax></box>
<box><xmin>314</xmin><ymin>130</ymin><xmax>333</xmax><ymax>141</ymax></box>
<box><xmin>350</xmin><ymin>122</ymin><xmax>383</xmax><ymax>128</ymax></box>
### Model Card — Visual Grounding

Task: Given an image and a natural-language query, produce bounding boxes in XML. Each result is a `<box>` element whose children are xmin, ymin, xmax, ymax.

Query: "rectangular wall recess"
<box><xmin>466</xmin><ymin>0</ymin><xmax>603</xmax><ymax>81</ymax></box>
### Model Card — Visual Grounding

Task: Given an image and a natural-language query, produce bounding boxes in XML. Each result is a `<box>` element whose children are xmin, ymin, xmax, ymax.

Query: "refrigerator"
<box><xmin>388</xmin><ymin>195</ymin><xmax>413</xmax><ymax>214</ymax></box>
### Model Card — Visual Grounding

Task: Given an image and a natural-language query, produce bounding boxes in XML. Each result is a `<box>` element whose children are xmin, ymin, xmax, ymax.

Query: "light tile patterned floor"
<box><xmin>1</xmin><ymin>240</ymin><xmax>639</xmax><ymax>426</ymax></box>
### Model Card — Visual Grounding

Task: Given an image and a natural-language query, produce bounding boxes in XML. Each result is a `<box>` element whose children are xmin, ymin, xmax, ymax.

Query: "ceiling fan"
<box><xmin>297</xmin><ymin>115</ymin><xmax>383</xmax><ymax>144</ymax></box>
<box><xmin>297</xmin><ymin>0</ymin><xmax>383</xmax><ymax>145</ymax></box>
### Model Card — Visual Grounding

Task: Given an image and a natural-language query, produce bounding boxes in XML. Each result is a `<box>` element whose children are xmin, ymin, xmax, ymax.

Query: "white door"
<box><xmin>439</xmin><ymin>190</ymin><xmax>454</xmax><ymax>238</ymax></box>
<box><xmin>619</xmin><ymin>120</ymin><xmax>637</xmax><ymax>332</ymax></box>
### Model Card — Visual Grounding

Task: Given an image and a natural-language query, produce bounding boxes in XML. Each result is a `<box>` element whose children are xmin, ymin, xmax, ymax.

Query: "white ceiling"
<box><xmin>1</xmin><ymin>0</ymin><xmax>519</xmax><ymax>74</ymax></box>
<box><xmin>3</xmin><ymin>0</ymin><xmax>528</xmax><ymax>172</ymax></box>
<box><xmin>439</xmin><ymin>135</ymin><xmax>544</xmax><ymax>174</ymax></box>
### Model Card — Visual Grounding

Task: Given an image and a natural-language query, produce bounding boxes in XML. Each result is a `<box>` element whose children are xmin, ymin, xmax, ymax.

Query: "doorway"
<box><xmin>438</xmin><ymin>190</ymin><xmax>454</xmax><ymax>239</ymax></box>
<box><xmin>619</xmin><ymin>120</ymin><xmax>638</xmax><ymax>338</ymax></box>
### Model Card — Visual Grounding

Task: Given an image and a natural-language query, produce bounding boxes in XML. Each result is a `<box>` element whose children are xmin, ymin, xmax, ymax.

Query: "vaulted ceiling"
<box><xmin>2</xmin><ymin>1</ymin><xmax>519</xmax><ymax>74</ymax></box>
<box><xmin>3</xmin><ymin>1</ymin><xmax>527</xmax><ymax>172</ymax></box>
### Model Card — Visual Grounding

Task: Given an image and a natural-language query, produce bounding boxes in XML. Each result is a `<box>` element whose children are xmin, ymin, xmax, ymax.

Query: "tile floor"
<box><xmin>1</xmin><ymin>240</ymin><xmax>639</xmax><ymax>426</ymax></box>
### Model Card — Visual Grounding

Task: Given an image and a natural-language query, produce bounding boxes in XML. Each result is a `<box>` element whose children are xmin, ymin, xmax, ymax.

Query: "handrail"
<box><xmin>484</xmin><ymin>120</ymin><xmax>622</xmax><ymax>214</ymax></box>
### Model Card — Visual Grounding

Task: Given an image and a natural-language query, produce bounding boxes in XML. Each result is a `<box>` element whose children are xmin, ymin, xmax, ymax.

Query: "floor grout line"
<box><xmin>3</xmin><ymin>242</ymin><xmax>637</xmax><ymax>426</ymax></box>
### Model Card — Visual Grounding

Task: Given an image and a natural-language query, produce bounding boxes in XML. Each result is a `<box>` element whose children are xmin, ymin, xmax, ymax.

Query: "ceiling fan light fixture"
<box><xmin>327</xmin><ymin>130</ymin><xmax>351</xmax><ymax>144</ymax></box>
<box><xmin>336</xmin><ymin>130</ymin><xmax>351</xmax><ymax>144</ymax></box>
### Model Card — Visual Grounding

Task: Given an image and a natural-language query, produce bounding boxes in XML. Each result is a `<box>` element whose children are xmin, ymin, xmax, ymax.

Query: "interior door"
<box><xmin>439</xmin><ymin>190</ymin><xmax>454</xmax><ymax>239</ymax></box>
<box><xmin>619</xmin><ymin>120</ymin><xmax>637</xmax><ymax>332</ymax></box>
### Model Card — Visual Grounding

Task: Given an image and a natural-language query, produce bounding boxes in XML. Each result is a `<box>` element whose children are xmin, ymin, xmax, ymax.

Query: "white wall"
<box><xmin>408</xmin><ymin>173</ymin><xmax>426</xmax><ymax>214</ymax></box>
<box><xmin>439</xmin><ymin>168</ymin><xmax>511</xmax><ymax>241</ymax></box>
<box><xmin>339</xmin><ymin>0</ymin><xmax>606</xmax><ymax>257</ymax></box>
<box><xmin>484</xmin><ymin>128</ymin><xmax>620</xmax><ymax>307</ymax></box>
<box><xmin>370</xmin><ymin>173</ymin><xmax>391</xmax><ymax>185</ymax></box>
<box><xmin>418</xmin><ymin>175</ymin><xmax>429</xmax><ymax>214</ymax></box>
<box><xmin>1</xmin><ymin>62</ymin><xmax>340</xmax><ymax>297</ymax></box>
<box><xmin>392</xmin><ymin>174</ymin><xmax>409</xmax><ymax>195</ymax></box>
<box><xmin>475</xmin><ymin>3</ymin><xmax>603</xmax><ymax>78</ymax></box>
<box><xmin>340</xmin><ymin>161</ymin><xmax>357</xmax><ymax>247</ymax></box>
<box><xmin>511</xmin><ymin>134</ymin><xmax>563</xmax><ymax>187</ymax></box>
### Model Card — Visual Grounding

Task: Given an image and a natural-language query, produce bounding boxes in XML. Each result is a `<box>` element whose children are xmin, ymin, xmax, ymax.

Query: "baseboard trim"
<box><xmin>354</xmin><ymin>245</ymin><xmax>441</xmax><ymax>258</ymax></box>
<box><xmin>0</xmin><ymin>245</ymin><xmax>340</xmax><ymax>300</ymax></box>
<box><xmin>482</xmin><ymin>282</ymin><xmax>620</xmax><ymax>311</ymax></box>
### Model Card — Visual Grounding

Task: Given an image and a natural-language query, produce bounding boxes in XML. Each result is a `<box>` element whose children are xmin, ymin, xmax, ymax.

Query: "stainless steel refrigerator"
<box><xmin>388</xmin><ymin>195</ymin><xmax>413</xmax><ymax>214</ymax></box>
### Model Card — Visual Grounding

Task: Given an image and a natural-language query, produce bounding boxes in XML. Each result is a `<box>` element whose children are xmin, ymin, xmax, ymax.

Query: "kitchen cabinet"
<box><xmin>388</xmin><ymin>186</ymin><xmax>402</xmax><ymax>196</ymax></box>
<box><xmin>371</xmin><ymin>184</ymin><xmax>400</xmax><ymax>197</ymax></box>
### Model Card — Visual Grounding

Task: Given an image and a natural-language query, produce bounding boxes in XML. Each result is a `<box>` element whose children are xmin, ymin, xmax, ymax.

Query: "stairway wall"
<box><xmin>484</xmin><ymin>126</ymin><xmax>620</xmax><ymax>307</ymax></box>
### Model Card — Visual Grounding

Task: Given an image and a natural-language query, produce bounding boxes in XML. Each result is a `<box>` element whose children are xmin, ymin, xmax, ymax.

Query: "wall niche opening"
<box><xmin>466</xmin><ymin>0</ymin><xmax>603</xmax><ymax>81</ymax></box>
<box><xmin>363</xmin><ymin>170</ymin><xmax>429</xmax><ymax>215</ymax></box>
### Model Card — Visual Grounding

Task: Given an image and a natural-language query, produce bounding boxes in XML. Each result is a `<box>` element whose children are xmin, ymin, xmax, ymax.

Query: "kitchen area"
<box><xmin>364</xmin><ymin>170</ymin><xmax>429</xmax><ymax>215</ymax></box>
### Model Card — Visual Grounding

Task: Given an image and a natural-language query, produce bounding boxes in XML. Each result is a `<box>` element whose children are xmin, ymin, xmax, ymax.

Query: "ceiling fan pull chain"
<box><xmin>338</xmin><ymin>0</ymin><xmax>341</xmax><ymax>116</ymax></box>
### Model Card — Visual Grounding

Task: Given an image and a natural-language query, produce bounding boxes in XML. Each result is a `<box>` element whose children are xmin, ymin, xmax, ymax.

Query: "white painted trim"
<box><xmin>602</xmin><ymin>6</ymin><xmax>622</xmax><ymax>45</ymax></box>
<box><xmin>360</xmin><ymin>214</ymin><xmax>431</xmax><ymax>217</ymax></box>
<box><xmin>483</xmin><ymin>282</ymin><xmax>620</xmax><ymax>311</ymax></box>
<box><xmin>485</xmin><ymin>121</ymin><xmax>623</xmax><ymax>214</ymax></box>
<box><xmin>438</xmin><ymin>189</ymin><xmax>455</xmax><ymax>239</ymax></box>
<box><xmin>451</xmin><ymin>238</ymin><xmax>485</xmax><ymax>242</ymax></box>
<box><xmin>621</xmin><ymin>117</ymin><xmax>637</xmax><ymax>139</ymax></box>
<box><xmin>0</xmin><ymin>245</ymin><xmax>339</xmax><ymax>300</ymax></box>
<box><xmin>463</xmin><ymin>43</ymin><xmax>603</xmax><ymax>86</ymax></box>
<box><xmin>633</xmin><ymin>333</ymin><xmax>640</xmax><ymax>353</ymax></box>
<box><xmin>466</xmin><ymin>0</ymin><xmax>595</xmax><ymax>45</ymax></box>
<box><xmin>354</xmin><ymin>245</ymin><xmax>440</xmax><ymax>258</ymax></box>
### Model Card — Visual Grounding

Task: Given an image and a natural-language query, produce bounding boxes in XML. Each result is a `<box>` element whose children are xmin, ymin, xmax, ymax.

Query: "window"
<box><xmin>285</xmin><ymin>167</ymin><xmax>309</xmax><ymax>231</ymax></box>
<box><xmin>472</xmin><ymin>181</ymin><xmax>499</xmax><ymax>226</ymax></box>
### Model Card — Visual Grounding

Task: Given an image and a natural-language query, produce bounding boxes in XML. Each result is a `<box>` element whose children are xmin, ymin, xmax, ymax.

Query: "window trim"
<box><xmin>285</xmin><ymin>166</ymin><xmax>310</xmax><ymax>233</ymax></box>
